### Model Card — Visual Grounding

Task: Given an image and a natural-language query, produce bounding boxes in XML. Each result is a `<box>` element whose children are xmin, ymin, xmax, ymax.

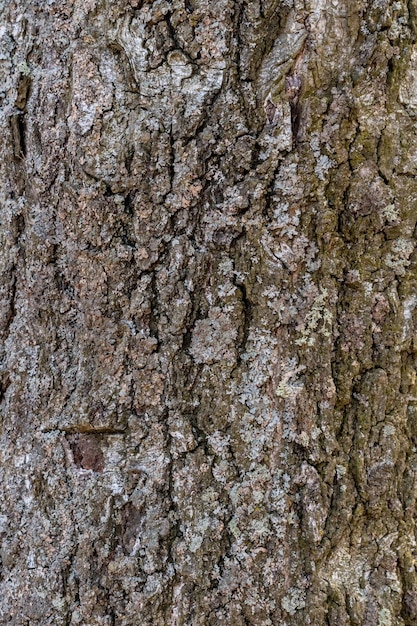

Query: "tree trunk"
<box><xmin>1</xmin><ymin>0</ymin><xmax>417</xmax><ymax>624</ymax></box>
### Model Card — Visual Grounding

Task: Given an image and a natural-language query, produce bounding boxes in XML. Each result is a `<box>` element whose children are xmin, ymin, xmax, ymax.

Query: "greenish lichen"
<box><xmin>295</xmin><ymin>288</ymin><xmax>333</xmax><ymax>346</ymax></box>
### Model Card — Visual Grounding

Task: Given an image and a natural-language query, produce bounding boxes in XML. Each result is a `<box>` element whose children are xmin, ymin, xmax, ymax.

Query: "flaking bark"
<box><xmin>1</xmin><ymin>0</ymin><xmax>417</xmax><ymax>624</ymax></box>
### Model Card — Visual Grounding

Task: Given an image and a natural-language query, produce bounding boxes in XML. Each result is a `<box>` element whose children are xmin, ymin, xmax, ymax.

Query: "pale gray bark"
<box><xmin>1</xmin><ymin>0</ymin><xmax>417</xmax><ymax>624</ymax></box>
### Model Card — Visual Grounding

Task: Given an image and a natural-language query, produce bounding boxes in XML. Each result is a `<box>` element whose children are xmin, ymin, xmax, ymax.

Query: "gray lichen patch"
<box><xmin>189</xmin><ymin>307</ymin><xmax>238</xmax><ymax>365</ymax></box>
<box><xmin>1</xmin><ymin>0</ymin><xmax>417</xmax><ymax>624</ymax></box>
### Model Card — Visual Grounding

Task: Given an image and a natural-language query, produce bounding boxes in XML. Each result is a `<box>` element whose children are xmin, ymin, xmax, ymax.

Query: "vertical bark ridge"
<box><xmin>0</xmin><ymin>1</ymin><xmax>416</xmax><ymax>624</ymax></box>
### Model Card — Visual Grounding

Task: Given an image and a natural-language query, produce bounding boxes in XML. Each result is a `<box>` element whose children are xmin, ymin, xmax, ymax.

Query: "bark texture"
<box><xmin>1</xmin><ymin>0</ymin><xmax>417</xmax><ymax>624</ymax></box>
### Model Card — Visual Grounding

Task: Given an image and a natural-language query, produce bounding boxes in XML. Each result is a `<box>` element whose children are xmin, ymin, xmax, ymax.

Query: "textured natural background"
<box><xmin>1</xmin><ymin>0</ymin><xmax>417</xmax><ymax>624</ymax></box>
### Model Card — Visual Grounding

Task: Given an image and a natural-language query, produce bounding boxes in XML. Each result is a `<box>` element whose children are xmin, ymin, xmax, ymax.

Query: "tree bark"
<box><xmin>1</xmin><ymin>0</ymin><xmax>417</xmax><ymax>624</ymax></box>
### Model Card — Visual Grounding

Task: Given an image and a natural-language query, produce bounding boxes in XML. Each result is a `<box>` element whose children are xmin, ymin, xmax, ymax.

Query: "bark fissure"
<box><xmin>1</xmin><ymin>0</ymin><xmax>417</xmax><ymax>624</ymax></box>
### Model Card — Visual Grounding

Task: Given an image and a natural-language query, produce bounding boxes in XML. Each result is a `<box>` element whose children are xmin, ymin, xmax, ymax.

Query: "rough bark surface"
<box><xmin>1</xmin><ymin>0</ymin><xmax>417</xmax><ymax>624</ymax></box>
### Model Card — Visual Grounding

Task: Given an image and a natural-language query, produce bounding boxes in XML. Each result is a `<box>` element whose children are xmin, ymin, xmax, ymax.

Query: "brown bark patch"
<box><xmin>67</xmin><ymin>433</ymin><xmax>105</xmax><ymax>472</ymax></box>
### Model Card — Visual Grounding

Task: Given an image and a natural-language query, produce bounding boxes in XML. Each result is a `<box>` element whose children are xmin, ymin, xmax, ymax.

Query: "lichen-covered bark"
<box><xmin>1</xmin><ymin>0</ymin><xmax>417</xmax><ymax>624</ymax></box>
